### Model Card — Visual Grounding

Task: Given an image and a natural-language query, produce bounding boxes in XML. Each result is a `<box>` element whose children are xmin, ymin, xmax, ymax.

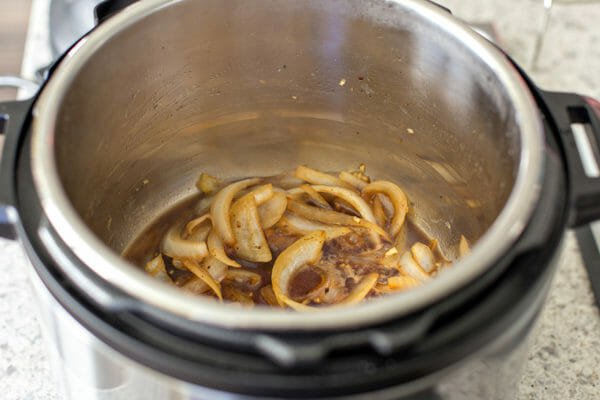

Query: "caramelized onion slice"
<box><xmin>207</xmin><ymin>229</ymin><xmax>240</xmax><ymax>268</ymax></box>
<box><xmin>279</xmin><ymin>213</ymin><xmax>351</xmax><ymax>240</ymax></box>
<box><xmin>459</xmin><ymin>235</ymin><xmax>470</xmax><ymax>258</ymax></box>
<box><xmin>399</xmin><ymin>251</ymin><xmax>430</xmax><ymax>282</ymax></box>
<box><xmin>185</xmin><ymin>213</ymin><xmax>211</xmax><ymax>235</ymax></box>
<box><xmin>260</xmin><ymin>285</ymin><xmax>280</xmax><ymax>307</ymax></box>
<box><xmin>372</xmin><ymin>196</ymin><xmax>386</xmax><ymax>227</ymax></box>
<box><xmin>161</xmin><ymin>225</ymin><xmax>208</xmax><ymax>260</ymax></box>
<box><xmin>145</xmin><ymin>254</ymin><xmax>169</xmax><ymax>282</ymax></box>
<box><xmin>388</xmin><ymin>275</ymin><xmax>419</xmax><ymax>290</ymax></box>
<box><xmin>231</xmin><ymin>195</ymin><xmax>272</xmax><ymax>262</ymax></box>
<box><xmin>295</xmin><ymin>165</ymin><xmax>352</xmax><ymax>188</ymax></box>
<box><xmin>341</xmin><ymin>273</ymin><xmax>379</xmax><ymax>305</ymax></box>
<box><xmin>181</xmin><ymin>259</ymin><xmax>223</xmax><ymax>301</ymax></box>
<box><xmin>225</xmin><ymin>269</ymin><xmax>263</xmax><ymax>291</ymax></box>
<box><xmin>311</xmin><ymin>185</ymin><xmax>376</xmax><ymax>223</ymax></box>
<box><xmin>258</xmin><ymin>191</ymin><xmax>287</xmax><ymax>229</ymax></box>
<box><xmin>300</xmin><ymin>184</ymin><xmax>331</xmax><ymax>209</ymax></box>
<box><xmin>362</xmin><ymin>180</ymin><xmax>409</xmax><ymax>237</ymax></box>
<box><xmin>411</xmin><ymin>242</ymin><xmax>436</xmax><ymax>273</ymax></box>
<box><xmin>195</xmin><ymin>195</ymin><xmax>215</xmax><ymax>215</ymax></box>
<box><xmin>339</xmin><ymin>171</ymin><xmax>368</xmax><ymax>190</ymax></box>
<box><xmin>210</xmin><ymin>178</ymin><xmax>261</xmax><ymax>245</ymax></box>
<box><xmin>272</xmin><ymin>231</ymin><xmax>326</xmax><ymax>310</ymax></box>
<box><xmin>223</xmin><ymin>285</ymin><xmax>255</xmax><ymax>307</ymax></box>
<box><xmin>239</xmin><ymin>183</ymin><xmax>274</xmax><ymax>206</ymax></box>
<box><xmin>287</xmin><ymin>200</ymin><xmax>390</xmax><ymax>241</ymax></box>
<box><xmin>196</xmin><ymin>173</ymin><xmax>221</xmax><ymax>194</ymax></box>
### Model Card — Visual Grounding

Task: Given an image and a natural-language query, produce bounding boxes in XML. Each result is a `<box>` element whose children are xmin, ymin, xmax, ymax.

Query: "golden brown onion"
<box><xmin>210</xmin><ymin>178</ymin><xmax>260</xmax><ymax>245</ymax></box>
<box><xmin>287</xmin><ymin>200</ymin><xmax>390</xmax><ymax>241</ymax></box>
<box><xmin>272</xmin><ymin>231</ymin><xmax>326</xmax><ymax>310</ymax></box>
<box><xmin>196</xmin><ymin>173</ymin><xmax>221</xmax><ymax>194</ymax></box>
<box><xmin>207</xmin><ymin>230</ymin><xmax>240</xmax><ymax>268</ymax></box>
<box><xmin>459</xmin><ymin>235</ymin><xmax>470</xmax><ymax>258</ymax></box>
<box><xmin>362</xmin><ymin>180</ymin><xmax>409</xmax><ymax>238</ymax></box>
<box><xmin>259</xmin><ymin>285</ymin><xmax>280</xmax><ymax>307</ymax></box>
<box><xmin>185</xmin><ymin>213</ymin><xmax>211</xmax><ymax>235</ymax></box>
<box><xmin>239</xmin><ymin>183</ymin><xmax>274</xmax><ymax>206</ymax></box>
<box><xmin>388</xmin><ymin>275</ymin><xmax>419</xmax><ymax>290</ymax></box>
<box><xmin>398</xmin><ymin>251</ymin><xmax>430</xmax><ymax>282</ymax></box>
<box><xmin>310</xmin><ymin>185</ymin><xmax>376</xmax><ymax>223</ymax></box>
<box><xmin>338</xmin><ymin>171</ymin><xmax>368</xmax><ymax>190</ymax></box>
<box><xmin>230</xmin><ymin>195</ymin><xmax>272</xmax><ymax>262</ymax></box>
<box><xmin>299</xmin><ymin>184</ymin><xmax>331</xmax><ymax>209</ymax></box>
<box><xmin>161</xmin><ymin>225</ymin><xmax>208</xmax><ymax>260</ymax></box>
<box><xmin>225</xmin><ymin>269</ymin><xmax>263</xmax><ymax>291</ymax></box>
<box><xmin>258</xmin><ymin>191</ymin><xmax>288</xmax><ymax>229</ymax></box>
<box><xmin>411</xmin><ymin>242</ymin><xmax>436</xmax><ymax>273</ymax></box>
<box><xmin>279</xmin><ymin>213</ymin><xmax>352</xmax><ymax>240</ymax></box>
<box><xmin>340</xmin><ymin>273</ymin><xmax>379</xmax><ymax>305</ymax></box>
<box><xmin>295</xmin><ymin>165</ymin><xmax>352</xmax><ymax>188</ymax></box>
<box><xmin>181</xmin><ymin>259</ymin><xmax>223</xmax><ymax>301</ymax></box>
<box><xmin>144</xmin><ymin>254</ymin><xmax>169</xmax><ymax>282</ymax></box>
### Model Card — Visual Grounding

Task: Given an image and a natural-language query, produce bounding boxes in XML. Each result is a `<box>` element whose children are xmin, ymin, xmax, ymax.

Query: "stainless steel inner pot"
<box><xmin>31</xmin><ymin>0</ymin><xmax>544</xmax><ymax>330</ymax></box>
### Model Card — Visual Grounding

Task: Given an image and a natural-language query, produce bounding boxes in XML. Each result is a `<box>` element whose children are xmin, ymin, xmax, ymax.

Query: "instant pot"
<box><xmin>1</xmin><ymin>0</ymin><xmax>600</xmax><ymax>399</ymax></box>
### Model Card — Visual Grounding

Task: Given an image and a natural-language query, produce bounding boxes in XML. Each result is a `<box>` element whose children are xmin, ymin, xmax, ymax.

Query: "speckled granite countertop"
<box><xmin>1</xmin><ymin>0</ymin><xmax>600</xmax><ymax>399</ymax></box>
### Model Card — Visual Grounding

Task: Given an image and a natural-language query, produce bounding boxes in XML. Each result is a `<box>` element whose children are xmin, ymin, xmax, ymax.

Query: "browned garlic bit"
<box><xmin>143</xmin><ymin>165</ymin><xmax>470</xmax><ymax>309</ymax></box>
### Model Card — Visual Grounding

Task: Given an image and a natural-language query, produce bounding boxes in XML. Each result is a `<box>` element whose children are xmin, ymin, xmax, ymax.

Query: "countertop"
<box><xmin>1</xmin><ymin>0</ymin><xmax>600</xmax><ymax>399</ymax></box>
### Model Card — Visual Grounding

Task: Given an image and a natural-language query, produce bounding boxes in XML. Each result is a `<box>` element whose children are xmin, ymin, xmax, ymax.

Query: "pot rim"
<box><xmin>30</xmin><ymin>0</ymin><xmax>545</xmax><ymax>331</ymax></box>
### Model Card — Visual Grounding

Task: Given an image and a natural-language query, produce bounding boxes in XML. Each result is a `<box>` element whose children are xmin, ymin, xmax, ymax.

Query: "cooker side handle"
<box><xmin>0</xmin><ymin>95</ymin><xmax>36</xmax><ymax>239</ymax></box>
<box><xmin>540</xmin><ymin>91</ymin><xmax>600</xmax><ymax>227</ymax></box>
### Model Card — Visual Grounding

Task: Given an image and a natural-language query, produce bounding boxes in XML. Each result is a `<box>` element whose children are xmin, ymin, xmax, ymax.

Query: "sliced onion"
<box><xmin>181</xmin><ymin>259</ymin><xmax>223</xmax><ymax>301</ymax></box>
<box><xmin>279</xmin><ymin>213</ymin><xmax>351</xmax><ymax>240</ymax></box>
<box><xmin>230</xmin><ymin>194</ymin><xmax>272</xmax><ymax>262</ymax></box>
<box><xmin>196</xmin><ymin>173</ymin><xmax>221</xmax><ymax>194</ymax></box>
<box><xmin>264</xmin><ymin>172</ymin><xmax>304</xmax><ymax>190</ymax></box>
<box><xmin>362</xmin><ymin>180</ymin><xmax>409</xmax><ymax>237</ymax></box>
<box><xmin>203</xmin><ymin>256</ymin><xmax>228</xmax><ymax>282</ymax></box>
<box><xmin>411</xmin><ymin>242</ymin><xmax>436</xmax><ymax>273</ymax></box>
<box><xmin>207</xmin><ymin>229</ymin><xmax>240</xmax><ymax>267</ymax></box>
<box><xmin>340</xmin><ymin>273</ymin><xmax>378</xmax><ymax>305</ymax></box>
<box><xmin>338</xmin><ymin>171</ymin><xmax>368</xmax><ymax>190</ymax></box>
<box><xmin>398</xmin><ymin>251</ymin><xmax>430</xmax><ymax>282</ymax></box>
<box><xmin>299</xmin><ymin>184</ymin><xmax>331</xmax><ymax>209</ymax></box>
<box><xmin>295</xmin><ymin>165</ymin><xmax>352</xmax><ymax>188</ymax></box>
<box><xmin>287</xmin><ymin>200</ymin><xmax>390</xmax><ymax>241</ymax></box>
<box><xmin>161</xmin><ymin>225</ymin><xmax>208</xmax><ymax>260</ymax></box>
<box><xmin>210</xmin><ymin>178</ymin><xmax>261</xmax><ymax>245</ymax></box>
<box><xmin>225</xmin><ymin>269</ymin><xmax>263</xmax><ymax>291</ymax></box>
<box><xmin>260</xmin><ymin>285</ymin><xmax>280</xmax><ymax>307</ymax></box>
<box><xmin>387</xmin><ymin>275</ymin><xmax>419</xmax><ymax>290</ymax></box>
<box><xmin>272</xmin><ymin>231</ymin><xmax>326</xmax><ymax>310</ymax></box>
<box><xmin>372</xmin><ymin>196</ymin><xmax>386</xmax><ymax>227</ymax></box>
<box><xmin>185</xmin><ymin>213</ymin><xmax>211</xmax><ymax>235</ymax></box>
<box><xmin>144</xmin><ymin>254</ymin><xmax>169</xmax><ymax>282</ymax></box>
<box><xmin>459</xmin><ymin>235</ymin><xmax>470</xmax><ymax>258</ymax></box>
<box><xmin>195</xmin><ymin>195</ymin><xmax>215</xmax><ymax>215</ymax></box>
<box><xmin>187</xmin><ymin>223</ymin><xmax>211</xmax><ymax>242</ymax></box>
<box><xmin>311</xmin><ymin>185</ymin><xmax>376</xmax><ymax>223</ymax></box>
<box><xmin>258</xmin><ymin>191</ymin><xmax>287</xmax><ymax>229</ymax></box>
<box><xmin>223</xmin><ymin>285</ymin><xmax>255</xmax><ymax>307</ymax></box>
<box><xmin>239</xmin><ymin>183</ymin><xmax>274</xmax><ymax>206</ymax></box>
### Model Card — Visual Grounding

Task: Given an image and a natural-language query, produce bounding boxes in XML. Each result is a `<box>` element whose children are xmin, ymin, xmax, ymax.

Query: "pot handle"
<box><xmin>540</xmin><ymin>91</ymin><xmax>600</xmax><ymax>227</ymax></box>
<box><xmin>0</xmin><ymin>79</ymin><xmax>38</xmax><ymax>239</ymax></box>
